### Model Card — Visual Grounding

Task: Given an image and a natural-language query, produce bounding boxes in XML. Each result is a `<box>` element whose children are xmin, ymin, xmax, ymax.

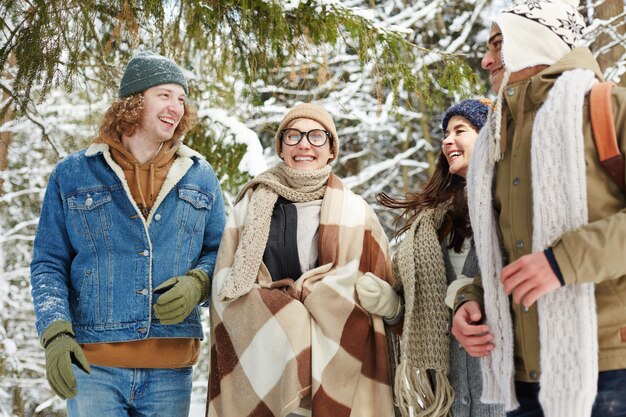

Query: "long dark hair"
<box><xmin>378</xmin><ymin>148</ymin><xmax>471</xmax><ymax>253</ymax></box>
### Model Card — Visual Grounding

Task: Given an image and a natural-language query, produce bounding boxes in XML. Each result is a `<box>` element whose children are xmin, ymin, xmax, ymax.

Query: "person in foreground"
<box><xmin>451</xmin><ymin>1</ymin><xmax>626</xmax><ymax>416</ymax></box>
<box><xmin>370</xmin><ymin>99</ymin><xmax>504</xmax><ymax>417</ymax></box>
<box><xmin>30</xmin><ymin>51</ymin><xmax>226</xmax><ymax>416</ymax></box>
<box><xmin>207</xmin><ymin>103</ymin><xmax>397</xmax><ymax>417</ymax></box>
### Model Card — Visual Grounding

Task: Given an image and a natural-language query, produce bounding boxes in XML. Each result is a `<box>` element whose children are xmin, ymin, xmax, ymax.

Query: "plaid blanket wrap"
<box><xmin>207</xmin><ymin>174</ymin><xmax>394</xmax><ymax>417</ymax></box>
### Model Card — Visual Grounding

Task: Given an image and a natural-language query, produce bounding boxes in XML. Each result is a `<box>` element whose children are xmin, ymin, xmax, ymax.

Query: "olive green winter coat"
<box><xmin>459</xmin><ymin>47</ymin><xmax>626</xmax><ymax>383</ymax></box>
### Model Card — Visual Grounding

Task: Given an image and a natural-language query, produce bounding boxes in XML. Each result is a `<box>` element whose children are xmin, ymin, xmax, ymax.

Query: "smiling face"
<box><xmin>135</xmin><ymin>83</ymin><xmax>186</xmax><ymax>143</ymax></box>
<box><xmin>482</xmin><ymin>25</ymin><xmax>505</xmax><ymax>94</ymax></box>
<box><xmin>279</xmin><ymin>118</ymin><xmax>333</xmax><ymax>171</ymax></box>
<box><xmin>442</xmin><ymin>115</ymin><xmax>479</xmax><ymax>178</ymax></box>
<box><xmin>481</xmin><ymin>24</ymin><xmax>549</xmax><ymax>94</ymax></box>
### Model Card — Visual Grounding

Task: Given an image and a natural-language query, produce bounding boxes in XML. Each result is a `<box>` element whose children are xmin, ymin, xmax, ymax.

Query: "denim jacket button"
<box><xmin>137</xmin><ymin>288</ymin><xmax>148</xmax><ymax>295</ymax></box>
<box><xmin>137</xmin><ymin>327</ymin><xmax>147</xmax><ymax>333</ymax></box>
<box><xmin>85</xmin><ymin>196</ymin><xmax>93</xmax><ymax>206</ymax></box>
<box><xmin>154</xmin><ymin>214</ymin><xmax>161</xmax><ymax>221</ymax></box>
<box><xmin>141</xmin><ymin>250</ymin><xmax>149</xmax><ymax>256</ymax></box>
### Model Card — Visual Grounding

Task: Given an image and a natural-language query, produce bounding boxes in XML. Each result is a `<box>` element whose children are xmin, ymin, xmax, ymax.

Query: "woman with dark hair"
<box><xmin>357</xmin><ymin>99</ymin><xmax>504</xmax><ymax>417</ymax></box>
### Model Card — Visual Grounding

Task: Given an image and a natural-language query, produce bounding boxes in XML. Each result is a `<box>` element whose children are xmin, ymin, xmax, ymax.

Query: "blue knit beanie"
<box><xmin>118</xmin><ymin>51</ymin><xmax>188</xmax><ymax>98</ymax></box>
<box><xmin>441</xmin><ymin>99</ymin><xmax>490</xmax><ymax>132</ymax></box>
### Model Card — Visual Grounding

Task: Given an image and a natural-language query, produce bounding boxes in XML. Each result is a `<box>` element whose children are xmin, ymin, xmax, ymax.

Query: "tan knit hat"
<box><xmin>275</xmin><ymin>103</ymin><xmax>339</xmax><ymax>162</ymax></box>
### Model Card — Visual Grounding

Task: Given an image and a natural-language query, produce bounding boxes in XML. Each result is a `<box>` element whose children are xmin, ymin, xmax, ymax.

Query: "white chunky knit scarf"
<box><xmin>468</xmin><ymin>69</ymin><xmax>598</xmax><ymax>417</ymax></box>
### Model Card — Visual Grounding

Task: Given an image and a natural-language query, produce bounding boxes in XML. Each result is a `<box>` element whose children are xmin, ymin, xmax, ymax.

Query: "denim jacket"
<box><xmin>31</xmin><ymin>143</ymin><xmax>226</xmax><ymax>343</ymax></box>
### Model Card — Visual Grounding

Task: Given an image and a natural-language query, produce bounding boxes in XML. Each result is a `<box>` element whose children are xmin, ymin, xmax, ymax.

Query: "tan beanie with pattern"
<box><xmin>275</xmin><ymin>103</ymin><xmax>339</xmax><ymax>162</ymax></box>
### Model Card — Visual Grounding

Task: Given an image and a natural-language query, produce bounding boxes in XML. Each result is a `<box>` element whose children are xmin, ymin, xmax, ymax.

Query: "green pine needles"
<box><xmin>1</xmin><ymin>0</ymin><xmax>476</xmax><ymax>113</ymax></box>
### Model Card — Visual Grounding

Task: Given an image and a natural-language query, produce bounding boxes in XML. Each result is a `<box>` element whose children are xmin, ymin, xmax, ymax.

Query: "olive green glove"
<box><xmin>41</xmin><ymin>320</ymin><xmax>91</xmax><ymax>400</ymax></box>
<box><xmin>154</xmin><ymin>269</ymin><xmax>210</xmax><ymax>325</ymax></box>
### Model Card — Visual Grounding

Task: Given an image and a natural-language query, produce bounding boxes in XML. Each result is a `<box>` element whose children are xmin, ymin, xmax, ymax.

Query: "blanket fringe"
<box><xmin>394</xmin><ymin>361</ymin><xmax>454</xmax><ymax>417</ymax></box>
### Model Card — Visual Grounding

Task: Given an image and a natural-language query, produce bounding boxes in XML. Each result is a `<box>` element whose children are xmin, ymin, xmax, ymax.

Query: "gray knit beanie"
<box><xmin>118</xmin><ymin>51</ymin><xmax>188</xmax><ymax>98</ymax></box>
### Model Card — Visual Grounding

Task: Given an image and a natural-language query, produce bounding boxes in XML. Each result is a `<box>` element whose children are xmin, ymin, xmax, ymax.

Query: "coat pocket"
<box><xmin>67</xmin><ymin>189</ymin><xmax>113</xmax><ymax>238</ymax></box>
<box><xmin>178</xmin><ymin>187</ymin><xmax>214</xmax><ymax>210</ymax></box>
<box><xmin>174</xmin><ymin>186</ymin><xmax>215</xmax><ymax>271</ymax></box>
<box><xmin>177</xmin><ymin>187</ymin><xmax>214</xmax><ymax>232</ymax></box>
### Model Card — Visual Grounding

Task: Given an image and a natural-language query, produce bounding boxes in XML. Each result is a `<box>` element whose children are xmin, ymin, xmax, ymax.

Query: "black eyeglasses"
<box><xmin>280</xmin><ymin>128</ymin><xmax>330</xmax><ymax>147</ymax></box>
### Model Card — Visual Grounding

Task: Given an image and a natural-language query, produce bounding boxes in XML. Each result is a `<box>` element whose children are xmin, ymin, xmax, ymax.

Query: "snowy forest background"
<box><xmin>0</xmin><ymin>0</ymin><xmax>625</xmax><ymax>416</ymax></box>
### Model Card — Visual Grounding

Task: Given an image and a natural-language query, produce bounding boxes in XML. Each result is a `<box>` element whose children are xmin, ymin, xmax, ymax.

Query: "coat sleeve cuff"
<box><xmin>445</xmin><ymin>275</ymin><xmax>474</xmax><ymax>309</ymax></box>
<box><xmin>41</xmin><ymin>320</ymin><xmax>75</xmax><ymax>348</ymax></box>
<box><xmin>551</xmin><ymin>239</ymin><xmax>577</xmax><ymax>285</ymax></box>
<box><xmin>543</xmin><ymin>248</ymin><xmax>565</xmax><ymax>286</ymax></box>
<box><xmin>188</xmin><ymin>268</ymin><xmax>211</xmax><ymax>306</ymax></box>
<box><xmin>383</xmin><ymin>296</ymin><xmax>404</xmax><ymax>326</ymax></box>
<box><xmin>452</xmin><ymin>282</ymin><xmax>484</xmax><ymax>315</ymax></box>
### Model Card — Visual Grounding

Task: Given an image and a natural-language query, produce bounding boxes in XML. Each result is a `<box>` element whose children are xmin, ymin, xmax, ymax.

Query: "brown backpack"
<box><xmin>589</xmin><ymin>81</ymin><xmax>625</xmax><ymax>193</ymax></box>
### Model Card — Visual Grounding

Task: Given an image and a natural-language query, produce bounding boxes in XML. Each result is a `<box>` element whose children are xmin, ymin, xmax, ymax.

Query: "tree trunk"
<box><xmin>592</xmin><ymin>0</ymin><xmax>626</xmax><ymax>86</ymax></box>
<box><xmin>418</xmin><ymin>99</ymin><xmax>436</xmax><ymax>179</ymax></box>
<box><xmin>0</xmin><ymin>53</ymin><xmax>15</xmax><ymax>194</ymax></box>
<box><xmin>12</xmin><ymin>386</ymin><xmax>24</xmax><ymax>417</ymax></box>
<box><xmin>401</xmin><ymin>125</ymin><xmax>412</xmax><ymax>195</ymax></box>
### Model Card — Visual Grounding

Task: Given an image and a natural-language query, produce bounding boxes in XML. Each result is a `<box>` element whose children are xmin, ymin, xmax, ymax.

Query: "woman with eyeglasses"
<box><xmin>206</xmin><ymin>103</ymin><xmax>396</xmax><ymax>417</ymax></box>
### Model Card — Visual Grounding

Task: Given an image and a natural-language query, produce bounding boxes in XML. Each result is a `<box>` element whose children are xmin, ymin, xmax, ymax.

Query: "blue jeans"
<box><xmin>67</xmin><ymin>365</ymin><xmax>193</xmax><ymax>417</ymax></box>
<box><xmin>507</xmin><ymin>369</ymin><xmax>626</xmax><ymax>417</ymax></box>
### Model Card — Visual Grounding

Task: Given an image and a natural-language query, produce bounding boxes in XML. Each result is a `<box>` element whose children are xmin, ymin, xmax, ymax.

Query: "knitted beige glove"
<box><xmin>356</xmin><ymin>272</ymin><xmax>402</xmax><ymax>320</ymax></box>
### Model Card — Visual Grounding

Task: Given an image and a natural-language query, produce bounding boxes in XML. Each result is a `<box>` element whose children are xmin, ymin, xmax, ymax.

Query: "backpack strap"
<box><xmin>590</xmin><ymin>81</ymin><xmax>625</xmax><ymax>193</ymax></box>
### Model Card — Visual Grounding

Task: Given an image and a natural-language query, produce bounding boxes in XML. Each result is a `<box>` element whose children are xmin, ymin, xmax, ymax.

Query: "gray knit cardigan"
<box><xmin>443</xmin><ymin>242</ymin><xmax>505</xmax><ymax>417</ymax></box>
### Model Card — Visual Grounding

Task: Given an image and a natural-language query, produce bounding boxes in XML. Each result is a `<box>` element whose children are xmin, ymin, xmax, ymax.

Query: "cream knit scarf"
<box><xmin>217</xmin><ymin>162</ymin><xmax>331</xmax><ymax>301</ymax></box>
<box><xmin>468</xmin><ymin>69</ymin><xmax>598</xmax><ymax>417</ymax></box>
<box><xmin>392</xmin><ymin>199</ymin><xmax>455</xmax><ymax>417</ymax></box>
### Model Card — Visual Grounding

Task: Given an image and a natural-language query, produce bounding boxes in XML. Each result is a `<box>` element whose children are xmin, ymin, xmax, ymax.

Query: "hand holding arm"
<box><xmin>451</xmin><ymin>301</ymin><xmax>494</xmax><ymax>357</ymax></box>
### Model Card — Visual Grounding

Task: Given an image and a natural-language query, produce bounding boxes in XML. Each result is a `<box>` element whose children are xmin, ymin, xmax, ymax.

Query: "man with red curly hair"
<box><xmin>30</xmin><ymin>51</ymin><xmax>225</xmax><ymax>416</ymax></box>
